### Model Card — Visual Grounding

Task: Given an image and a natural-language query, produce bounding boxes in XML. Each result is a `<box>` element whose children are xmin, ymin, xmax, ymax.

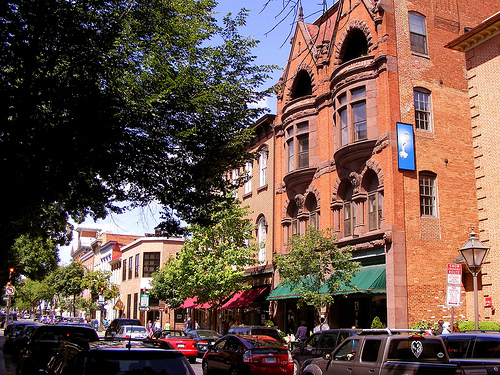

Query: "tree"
<box><xmin>9</xmin><ymin>235</ymin><xmax>60</xmax><ymax>281</ymax></box>
<box><xmin>151</xmin><ymin>197</ymin><xmax>257</xmax><ymax>328</ymax></box>
<box><xmin>15</xmin><ymin>278</ymin><xmax>55</xmax><ymax>314</ymax></box>
<box><xmin>47</xmin><ymin>262</ymin><xmax>85</xmax><ymax>316</ymax></box>
<box><xmin>0</xmin><ymin>0</ymin><xmax>274</xmax><ymax>281</ymax></box>
<box><xmin>274</xmin><ymin>227</ymin><xmax>360</xmax><ymax>316</ymax></box>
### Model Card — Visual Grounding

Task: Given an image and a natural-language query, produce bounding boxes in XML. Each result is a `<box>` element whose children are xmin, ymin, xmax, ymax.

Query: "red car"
<box><xmin>152</xmin><ymin>329</ymin><xmax>198</xmax><ymax>363</ymax></box>
<box><xmin>202</xmin><ymin>334</ymin><xmax>293</xmax><ymax>375</ymax></box>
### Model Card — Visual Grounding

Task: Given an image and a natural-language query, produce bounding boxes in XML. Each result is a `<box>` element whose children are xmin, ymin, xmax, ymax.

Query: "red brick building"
<box><xmin>260</xmin><ymin>0</ymin><xmax>500</xmax><ymax>330</ymax></box>
<box><xmin>446</xmin><ymin>12</ymin><xmax>500</xmax><ymax>325</ymax></box>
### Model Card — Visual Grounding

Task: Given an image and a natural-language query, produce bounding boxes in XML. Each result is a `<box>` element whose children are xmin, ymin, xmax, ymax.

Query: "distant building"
<box><xmin>446</xmin><ymin>11</ymin><xmax>500</xmax><ymax>325</ymax></box>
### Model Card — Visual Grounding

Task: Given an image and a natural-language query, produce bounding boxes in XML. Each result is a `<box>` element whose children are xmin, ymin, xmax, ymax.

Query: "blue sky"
<box><xmin>58</xmin><ymin>1</ymin><xmax>328</xmax><ymax>264</ymax></box>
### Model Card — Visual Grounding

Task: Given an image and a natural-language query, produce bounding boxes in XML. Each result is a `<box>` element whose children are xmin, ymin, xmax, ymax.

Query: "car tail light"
<box><xmin>199</xmin><ymin>340</ymin><xmax>208</xmax><ymax>345</ymax></box>
<box><xmin>125</xmin><ymin>335</ymin><xmax>130</xmax><ymax>338</ymax></box>
<box><xmin>243</xmin><ymin>350</ymin><xmax>252</xmax><ymax>363</ymax></box>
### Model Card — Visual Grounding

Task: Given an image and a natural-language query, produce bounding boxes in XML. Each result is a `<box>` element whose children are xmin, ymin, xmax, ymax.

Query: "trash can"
<box><xmin>92</xmin><ymin>319</ymin><xmax>99</xmax><ymax>330</ymax></box>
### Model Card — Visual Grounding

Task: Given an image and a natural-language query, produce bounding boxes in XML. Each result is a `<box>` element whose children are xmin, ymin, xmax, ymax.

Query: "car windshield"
<box><xmin>127</xmin><ymin>327</ymin><xmax>146</xmax><ymax>333</ymax></box>
<box><xmin>244</xmin><ymin>338</ymin><xmax>284</xmax><ymax>348</ymax></box>
<box><xmin>84</xmin><ymin>351</ymin><xmax>193</xmax><ymax>375</ymax></box>
<box><xmin>197</xmin><ymin>331</ymin><xmax>219</xmax><ymax>338</ymax></box>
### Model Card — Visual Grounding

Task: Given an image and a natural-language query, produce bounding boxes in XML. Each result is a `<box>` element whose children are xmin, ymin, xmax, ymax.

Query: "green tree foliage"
<box><xmin>47</xmin><ymin>262</ymin><xmax>85</xmax><ymax>298</ymax></box>
<box><xmin>274</xmin><ymin>228</ymin><xmax>360</xmax><ymax>315</ymax></box>
<box><xmin>151</xmin><ymin>197</ymin><xmax>257</xmax><ymax>315</ymax></box>
<box><xmin>0</xmin><ymin>0</ymin><xmax>274</xmax><ymax>281</ymax></box>
<box><xmin>10</xmin><ymin>235</ymin><xmax>59</xmax><ymax>281</ymax></box>
<box><xmin>81</xmin><ymin>269</ymin><xmax>118</xmax><ymax>301</ymax></box>
<box><xmin>371</xmin><ymin>316</ymin><xmax>384</xmax><ymax>329</ymax></box>
<box><xmin>15</xmin><ymin>278</ymin><xmax>55</xmax><ymax>313</ymax></box>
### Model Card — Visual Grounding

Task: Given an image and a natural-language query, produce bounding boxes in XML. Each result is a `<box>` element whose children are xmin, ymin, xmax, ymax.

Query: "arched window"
<box><xmin>257</xmin><ymin>217</ymin><xmax>267</xmax><ymax>263</ymax></box>
<box><xmin>338</xmin><ymin>180</ymin><xmax>355</xmax><ymax>237</ymax></box>
<box><xmin>342</xmin><ymin>29</ymin><xmax>369</xmax><ymax>63</ymax></box>
<box><xmin>292</xmin><ymin>70</ymin><xmax>312</xmax><ymax>99</ymax></box>
<box><xmin>288</xmin><ymin>200</ymin><xmax>299</xmax><ymax>238</ymax></box>
<box><xmin>305</xmin><ymin>194</ymin><xmax>320</xmax><ymax>230</ymax></box>
<box><xmin>363</xmin><ymin>170</ymin><xmax>384</xmax><ymax>231</ymax></box>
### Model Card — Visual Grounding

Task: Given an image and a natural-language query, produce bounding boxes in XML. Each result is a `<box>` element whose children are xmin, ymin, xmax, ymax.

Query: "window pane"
<box><xmin>298</xmin><ymin>135</ymin><xmax>309</xmax><ymax>169</ymax></box>
<box><xmin>143</xmin><ymin>252</ymin><xmax>161</xmax><ymax>277</ymax></box>
<box><xmin>259</xmin><ymin>152</ymin><xmax>267</xmax><ymax>187</ymax></box>
<box><xmin>409</xmin><ymin>13</ymin><xmax>426</xmax><ymax>35</ymax></box>
<box><xmin>409</xmin><ymin>14</ymin><xmax>427</xmax><ymax>54</ymax></box>
<box><xmin>343</xmin><ymin>202</ymin><xmax>352</xmax><ymax>236</ymax></box>
<box><xmin>368</xmin><ymin>194</ymin><xmax>377</xmax><ymax>230</ymax></box>
<box><xmin>353</xmin><ymin>102</ymin><xmax>367</xmax><ymax>141</ymax></box>
<box><xmin>351</xmin><ymin>87</ymin><xmax>365</xmax><ymax>100</ymax></box>
<box><xmin>414</xmin><ymin>91</ymin><xmax>431</xmax><ymax>130</ymax></box>
<box><xmin>297</xmin><ymin>122</ymin><xmax>309</xmax><ymax>134</ymax></box>
<box><xmin>288</xmin><ymin>139</ymin><xmax>294</xmax><ymax>171</ymax></box>
<box><xmin>420</xmin><ymin>175</ymin><xmax>436</xmax><ymax>216</ymax></box>
<box><xmin>340</xmin><ymin>108</ymin><xmax>348</xmax><ymax>146</ymax></box>
<box><xmin>338</xmin><ymin>93</ymin><xmax>347</xmax><ymax>106</ymax></box>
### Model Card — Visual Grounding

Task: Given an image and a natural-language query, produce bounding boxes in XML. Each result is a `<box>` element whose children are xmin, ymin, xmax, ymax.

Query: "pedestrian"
<box><xmin>147</xmin><ymin>320</ymin><xmax>153</xmax><ymax>335</ymax></box>
<box><xmin>434</xmin><ymin>320</ymin><xmax>444</xmax><ymax>335</ymax></box>
<box><xmin>313</xmin><ymin>316</ymin><xmax>330</xmax><ymax>332</ymax></box>
<box><xmin>154</xmin><ymin>318</ymin><xmax>161</xmax><ymax>332</ymax></box>
<box><xmin>453</xmin><ymin>323</ymin><xmax>460</xmax><ymax>333</ymax></box>
<box><xmin>296</xmin><ymin>320</ymin><xmax>308</xmax><ymax>343</ymax></box>
<box><xmin>184</xmin><ymin>317</ymin><xmax>193</xmax><ymax>333</ymax></box>
<box><xmin>425</xmin><ymin>322</ymin><xmax>433</xmax><ymax>336</ymax></box>
<box><xmin>164</xmin><ymin>321</ymin><xmax>171</xmax><ymax>330</ymax></box>
<box><xmin>194</xmin><ymin>320</ymin><xmax>200</xmax><ymax>330</ymax></box>
<box><xmin>442</xmin><ymin>322</ymin><xmax>451</xmax><ymax>334</ymax></box>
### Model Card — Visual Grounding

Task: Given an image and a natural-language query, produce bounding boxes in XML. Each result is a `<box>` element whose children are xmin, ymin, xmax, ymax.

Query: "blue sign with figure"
<box><xmin>397</xmin><ymin>122</ymin><xmax>415</xmax><ymax>171</ymax></box>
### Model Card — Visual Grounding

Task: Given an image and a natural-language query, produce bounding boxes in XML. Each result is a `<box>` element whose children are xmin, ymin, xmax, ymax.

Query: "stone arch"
<box><xmin>286</xmin><ymin>63</ymin><xmax>316</xmax><ymax>102</ymax></box>
<box><xmin>331</xmin><ymin>168</ymin><xmax>356</xmax><ymax>201</ymax></box>
<box><xmin>360</xmin><ymin>159</ymin><xmax>384</xmax><ymax>189</ymax></box>
<box><xmin>304</xmin><ymin>184</ymin><xmax>321</xmax><ymax>210</ymax></box>
<box><xmin>335</xmin><ymin>19</ymin><xmax>374</xmax><ymax>63</ymax></box>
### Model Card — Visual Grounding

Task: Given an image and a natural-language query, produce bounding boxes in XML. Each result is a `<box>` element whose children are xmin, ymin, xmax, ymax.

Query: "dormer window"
<box><xmin>292</xmin><ymin>71</ymin><xmax>312</xmax><ymax>99</ymax></box>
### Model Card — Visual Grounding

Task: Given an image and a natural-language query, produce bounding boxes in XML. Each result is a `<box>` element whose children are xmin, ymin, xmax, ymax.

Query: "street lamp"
<box><xmin>458</xmin><ymin>229</ymin><xmax>489</xmax><ymax>331</ymax></box>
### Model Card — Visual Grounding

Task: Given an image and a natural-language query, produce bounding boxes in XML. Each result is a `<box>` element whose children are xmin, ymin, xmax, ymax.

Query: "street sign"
<box><xmin>158</xmin><ymin>307</ymin><xmax>165</xmax><ymax>312</ymax></box>
<box><xmin>5</xmin><ymin>286</ymin><xmax>15</xmax><ymax>295</ymax></box>
<box><xmin>447</xmin><ymin>263</ymin><xmax>462</xmax><ymax>285</ymax></box>
<box><xmin>140</xmin><ymin>293</ymin><xmax>150</xmax><ymax>308</ymax></box>
<box><xmin>139</xmin><ymin>306</ymin><xmax>150</xmax><ymax>312</ymax></box>
<box><xmin>446</xmin><ymin>263</ymin><xmax>462</xmax><ymax>307</ymax></box>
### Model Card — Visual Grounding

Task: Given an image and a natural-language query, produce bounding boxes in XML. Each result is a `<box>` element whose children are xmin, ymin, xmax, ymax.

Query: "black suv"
<box><xmin>104</xmin><ymin>318</ymin><xmax>142</xmax><ymax>338</ymax></box>
<box><xmin>291</xmin><ymin>328</ymin><xmax>359</xmax><ymax>375</ymax></box>
<box><xmin>43</xmin><ymin>339</ymin><xmax>195</xmax><ymax>375</ymax></box>
<box><xmin>441</xmin><ymin>332</ymin><xmax>500</xmax><ymax>372</ymax></box>
<box><xmin>227</xmin><ymin>325</ymin><xmax>282</xmax><ymax>343</ymax></box>
<box><xmin>17</xmin><ymin>324</ymin><xmax>99</xmax><ymax>375</ymax></box>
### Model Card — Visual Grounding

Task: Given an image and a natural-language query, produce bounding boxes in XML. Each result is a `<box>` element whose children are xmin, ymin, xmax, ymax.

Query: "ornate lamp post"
<box><xmin>458</xmin><ymin>229</ymin><xmax>489</xmax><ymax>331</ymax></box>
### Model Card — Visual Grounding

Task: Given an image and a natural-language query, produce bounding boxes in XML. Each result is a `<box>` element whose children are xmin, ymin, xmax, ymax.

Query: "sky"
<box><xmin>58</xmin><ymin>1</ymin><xmax>331</xmax><ymax>264</ymax></box>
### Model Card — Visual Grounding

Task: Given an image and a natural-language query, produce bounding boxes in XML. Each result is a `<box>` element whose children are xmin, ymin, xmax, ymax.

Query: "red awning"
<box><xmin>222</xmin><ymin>287</ymin><xmax>267</xmax><ymax>309</ymax></box>
<box><xmin>180</xmin><ymin>297</ymin><xmax>211</xmax><ymax>309</ymax></box>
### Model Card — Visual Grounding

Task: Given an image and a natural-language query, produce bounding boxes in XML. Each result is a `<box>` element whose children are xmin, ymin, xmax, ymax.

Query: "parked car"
<box><xmin>151</xmin><ymin>329</ymin><xmax>198</xmax><ymax>363</ymax></box>
<box><xmin>202</xmin><ymin>334</ymin><xmax>293</xmax><ymax>375</ymax></box>
<box><xmin>441</xmin><ymin>331</ymin><xmax>500</xmax><ymax>374</ymax></box>
<box><xmin>11</xmin><ymin>323</ymin><xmax>41</xmax><ymax>361</ymax></box>
<box><xmin>227</xmin><ymin>325</ymin><xmax>283</xmax><ymax>343</ymax></box>
<box><xmin>187</xmin><ymin>329</ymin><xmax>221</xmax><ymax>357</ymax></box>
<box><xmin>2</xmin><ymin>322</ymin><xmax>40</xmax><ymax>354</ymax></box>
<box><xmin>104</xmin><ymin>318</ymin><xmax>142</xmax><ymax>338</ymax></box>
<box><xmin>115</xmin><ymin>325</ymin><xmax>149</xmax><ymax>339</ymax></box>
<box><xmin>17</xmin><ymin>324</ymin><xmax>99</xmax><ymax>375</ymax></box>
<box><xmin>43</xmin><ymin>338</ymin><xmax>195</xmax><ymax>375</ymax></box>
<box><xmin>291</xmin><ymin>328</ymin><xmax>359</xmax><ymax>375</ymax></box>
<box><xmin>300</xmin><ymin>329</ymin><xmax>459</xmax><ymax>375</ymax></box>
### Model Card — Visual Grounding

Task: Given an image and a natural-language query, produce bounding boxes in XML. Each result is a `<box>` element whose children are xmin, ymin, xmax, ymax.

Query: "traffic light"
<box><xmin>7</xmin><ymin>281</ymin><xmax>11</xmax><ymax>286</ymax></box>
<box><xmin>100</xmin><ymin>286</ymin><xmax>105</xmax><ymax>293</ymax></box>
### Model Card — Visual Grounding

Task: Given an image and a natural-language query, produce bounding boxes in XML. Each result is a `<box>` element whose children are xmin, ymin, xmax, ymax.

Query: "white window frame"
<box><xmin>244</xmin><ymin>162</ymin><xmax>252</xmax><ymax>195</ymax></box>
<box><xmin>259</xmin><ymin>151</ymin><xmax>268</xmax><ymax>187</ymax></box>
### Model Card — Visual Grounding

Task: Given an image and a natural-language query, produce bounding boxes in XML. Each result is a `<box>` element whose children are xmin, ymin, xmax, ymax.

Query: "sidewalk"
<box><xmin>0</xmin><ymin>333</ymin><xmax>15</xmax><ymax>375</ymax></box>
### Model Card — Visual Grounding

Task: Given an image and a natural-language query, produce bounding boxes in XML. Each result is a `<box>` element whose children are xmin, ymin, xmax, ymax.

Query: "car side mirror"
<box><xmin>322</xmin><ymin>352</ymin><xmax>331</xmax><ymax>360</ymax></box>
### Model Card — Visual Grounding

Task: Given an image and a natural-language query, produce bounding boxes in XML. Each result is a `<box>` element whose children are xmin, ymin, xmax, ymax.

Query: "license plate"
<box><xmin>177</xmin><ymin>344</ymin><xmax>185</xmax><ymax>348</ymax></box>
<box><xmin>264</xmin><ymin>357</ymin><xmax>276</xmax><ymax>363</ymax></box>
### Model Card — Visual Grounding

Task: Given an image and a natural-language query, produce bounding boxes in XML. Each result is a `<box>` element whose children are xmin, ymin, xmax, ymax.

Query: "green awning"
<box><xmin>267</xmin><ymin>264</ymin><xmax>386</xmax><ymax>301</ymax></box>
<box><xmin>267</xmin><ymin>281</ymin><xmax>303</xmax><ymax>300</ymax></box>
<box><xmin>323</xmin><ymin>264</ymin><xmax>386</xmax><ymax>295</ymax></box>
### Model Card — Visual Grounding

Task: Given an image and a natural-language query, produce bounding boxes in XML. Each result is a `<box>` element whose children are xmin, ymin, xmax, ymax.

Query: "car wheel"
<box><xmin>202</xmin><ymin>360</ymin><xmax>211</xmax><ymax>375</ymax></box>
<box><xmin>293</xmin><ymin>359</ymin><xmax>300</xmax><ymax>375</ymax></box>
